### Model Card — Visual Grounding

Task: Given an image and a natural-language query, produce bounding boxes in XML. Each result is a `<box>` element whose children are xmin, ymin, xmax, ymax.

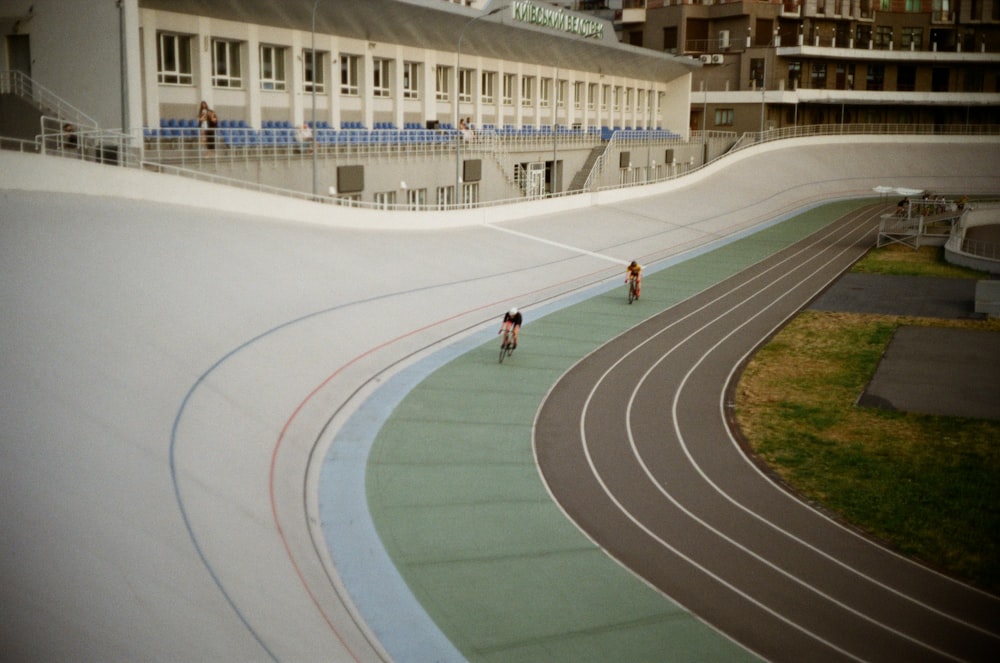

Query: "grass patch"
<box><xmin>852</xmin><ymin>244</ymin><xmax>986</xmax><ymax>279</ymax></box>
<box><xmin>736</xmin><ymin>247</ymin><xmax>1000</xmax><ymax>592</ymax></box>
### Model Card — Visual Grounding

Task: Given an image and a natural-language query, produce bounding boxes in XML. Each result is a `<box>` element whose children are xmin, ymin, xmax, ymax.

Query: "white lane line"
<box><xmin>574</xmin><ymin>210</ymin><xmax>986</xmax><ymax>659</ymax></box>
<box><xmin>484</xmin><ymin>222</ymin><xmax>628</xmax><ymax>265</ymax></box>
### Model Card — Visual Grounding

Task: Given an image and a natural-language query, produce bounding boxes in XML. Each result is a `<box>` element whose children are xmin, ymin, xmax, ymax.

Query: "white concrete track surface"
<box><xmin>1</xmin><ymin>137</ymin><xmax>997</xmax><ymax>662</ymax></box>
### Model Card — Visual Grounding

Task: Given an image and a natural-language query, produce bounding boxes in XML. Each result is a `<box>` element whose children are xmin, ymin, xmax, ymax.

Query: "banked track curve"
<box><xmin>535</xmin><ymin>204</ymin><xmax>1000</xmax><ymax>662</ymax></box>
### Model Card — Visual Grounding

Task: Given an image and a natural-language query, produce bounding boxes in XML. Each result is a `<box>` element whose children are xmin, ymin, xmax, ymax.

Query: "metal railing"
<box><xmin>138</xmin><ymin>122</ymin><xmax>613</xmax><ymax>168</ymax></box>
<box><xmin>1</xmin><ymin>70</ymin><xmax>97</xmax><ymax>130</ymax></box>
<box><xmin>6</xmin><ymin>119</ymin><xmax>1000</xmax><ymax>212</ymax></box>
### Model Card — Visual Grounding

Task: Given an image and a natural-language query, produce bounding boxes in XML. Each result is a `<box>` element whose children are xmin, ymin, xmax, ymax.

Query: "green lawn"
<box><xmin>735</xmin><ymin>245</ymin><xmax>1000</xmax><ymax>592</ymax></box>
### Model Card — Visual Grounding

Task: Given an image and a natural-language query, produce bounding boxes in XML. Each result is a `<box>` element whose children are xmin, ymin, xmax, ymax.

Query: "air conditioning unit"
<box><xmin>711</xmin><ymin>54</ymin><xmax>724</xmax><ymax>64</ymax></box>
<box><xmin>699</xmin><ymin>54</ymin><xmax>712</xmax><ymax>63</ymax></box>
<box><xmin>719</xmin><ymin>29</ymin><xmax>731</xmax><ymax>49</ymax></box>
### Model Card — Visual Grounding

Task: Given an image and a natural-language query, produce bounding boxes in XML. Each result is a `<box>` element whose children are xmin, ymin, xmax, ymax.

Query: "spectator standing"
<box><xmin>198</xmin><ymin>101</ymin><xmax>218</xmax><ymax>149</ymax></box>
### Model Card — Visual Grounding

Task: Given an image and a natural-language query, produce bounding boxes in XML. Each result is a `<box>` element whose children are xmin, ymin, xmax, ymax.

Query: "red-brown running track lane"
<box><xmin>536</xmin><ymin>204</ymin><xmax>1000</xmax><ymax>662</ymax></box>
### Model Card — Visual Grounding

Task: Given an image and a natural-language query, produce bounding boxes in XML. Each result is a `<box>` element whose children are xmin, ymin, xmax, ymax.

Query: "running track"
<box><xmin>535</xmin><ymin>204</ymin><xmax>1000</xmax><ymax>662</ymax></box>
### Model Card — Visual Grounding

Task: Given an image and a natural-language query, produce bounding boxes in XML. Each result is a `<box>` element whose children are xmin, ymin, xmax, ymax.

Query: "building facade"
<box><xmin>586</xmin><ymin>0</ymin><xmax>1000</xmax><ymax>134</ymax></box>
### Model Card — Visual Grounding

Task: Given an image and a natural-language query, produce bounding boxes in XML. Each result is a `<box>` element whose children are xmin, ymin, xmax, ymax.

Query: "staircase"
<box><xmin>568</xmin><ymin>144</ymin><xmax>606</xmax><ymax>192</ymax></box>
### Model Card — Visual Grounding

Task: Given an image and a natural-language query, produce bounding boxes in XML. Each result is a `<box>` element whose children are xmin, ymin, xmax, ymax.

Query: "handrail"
<box><xmin>5</xmin><ymin>121</ymin><xmax>1000</xmax><ymax>212</ymax></box>
<box><xmin>1</xmin><ymin>70</ymin><xmax>98</xmax><ymax>130</ymax></box>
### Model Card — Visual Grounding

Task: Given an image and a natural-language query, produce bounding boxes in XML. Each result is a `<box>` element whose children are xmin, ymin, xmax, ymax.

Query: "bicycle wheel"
<box><xmin>499</xmin><ymin>338</ymin><xmax>508</xmax><ymax>363</ymax></box>
<box><xmin>628</xmin><ymin>281</ymin><xmax>636</xmax><ymax>304</ymax></box>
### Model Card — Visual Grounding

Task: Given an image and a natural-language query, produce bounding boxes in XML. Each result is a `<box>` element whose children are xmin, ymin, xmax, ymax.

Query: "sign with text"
<box><xmin>511</xmin><ymin>1</ymin><xmax>605</xmax><ymax>40</ymax></box>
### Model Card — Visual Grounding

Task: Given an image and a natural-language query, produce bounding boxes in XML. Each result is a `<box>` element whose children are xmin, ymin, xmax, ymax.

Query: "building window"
<box><xmin>481</xmin><ymin>71</ymin><xmax>496</xmax><ymax>104</ymax></box>
<box><xmin>601</xmin><ymin>84</ymin><xmax>609</xmax><ymax>111</ymax></box>
<box><xmin>810</xmin><ymin>62</ymin><xmax>827</xmax><ymax>89</ymax></box>
<box><xmin>436</xmin><ymin>65</ymin><xmax>451</xmax><ymax>101</ymax></box>
<box><xmin>904</xmin><ymin>0</ymin><xmax>921</xmax><ymax>9</ymax></box>
<box><xmin>403</xmin><ymin>62</ymin><xmax>420</xmax><ymax>99</ymax></box>
<box><xmin>663</xmin><ymin>26</ymin><xmax>678</xmax><ymax>53</ymax></box>
<box><xmin>212</xmin><ymin>39</ymin><xmax>242</xmax><ymax>88</ymax></box>
<box><xmin>787</xmin><ymin>61</ymin><xmax>802</xmax><ymax>90</ymax></box>
<box><xmin>373</xmin><ymin>58</ymin><xmax>391</xmax><ymax>97</ymax></box>
<box><xmin>573</xmin><ymin>82</ymin><xmax>583</xmax><ymax>110</ymax></box>
<box><xmin>714</xmin><ymin>108</ymin><xmax>734</xmax><ymax>126</ymax></box>
<box><xmin>624</xmin><ymin>88</ymin><xmax>632</xmax><ymax>112</ymax></box>
<box><xmin>458</xmin><ymin>68</ymin><xmax>473</xmax><ymax>103</ymax></box>
<box><xmin>897</xmin><ymin>65</ymin><xmax>916</xmax><ymax>91</ymax></box>
<box><xmin>856</xmin><ymin>25</ymin><xmax>872</xmax><ymax>46</ymax></box>
<box><xmin>962</xmin><ymin>67</ymin><xmax>984</xmax><ymax>93</ymax></box>
<box><xmin>521</xmin><ymin>76</ymin><xmax>534</xmax><ymax>107</ymax></box>
<box><xmin>374</xmin><ymin>191</ymin><xmax>396</xmax><ymax>209</ymax></box>
<box><xmin>612</xmin><ymin>86</ymin><xmax>620</xmax><ymax>112</ymax></box>
<box><xmin>259</xmin><ymin>45</ymin><xmax>286</xmax><ymax>91</ymax></box>
<box><xmin>157</xmin><ymin>32</ymin><xmax>192</xmax><ymax>85</ymax></box>
<box><xmin>435</xmin><ymin>185</ymin><xmax>455</xmax><ymax>208</ymax></box>
<box><xmin>557</xmin><ymin>80</ymin><xmax>567</xmax><ymax>108</ymax></box>
<box><xmin>406</xmin><ymin>188</ymin><xmax>427</xmax><ymax>210</ymax></box>
<box><xmin>750</xmin><ymin>58</ymin><xmax>764</xmax><ymax>88</ymax></box>
<box><xmin>587</xmin><ymin>83</ymin><xmax>597</xmax><ymax>111</ymax></box>
<box><xmin>875</xmin><ymin>26</ymin><xmax>893</xmax><ymax>49</ymax></box>
<box><xmin>879</xmin><ymin>0</ymin><xmax>890</xmax><ymax>8</ymax></box>
<box><xmin>900</xmin><ymin>27</ymin><xmax>923</xmax><ymax>49</ymax></box>
<box><xmin>502</xmin><ymin>74</ymin><xmax>515</xmax><ymax>105</ymax></box>
<box><xmin>931</xmin><ymin>66</ymin><xmax>950</xmax><ymax>92</ymax></box>
<box><xmin>866</xmin><ymin>64</ymin><xmax>885</xmax><ymax>90</ymax></box>
<box><xmin>540</xmin><ymin>77</ymin><xmax>551</xmax><ymax>108</ymax></box>
<box><xmin>341</xmin><ymin>54</ymin><xmax>359</xmax><ymax>95</ymax></box>
<box><xmin>461</xmin><ymin>182</ymin><xmax>479</xmax><ymax>207</ymax></box>
<box><xmin>304</xmin><ymin>49</ymin><xmax>325</xmax><ymax>93</ymax></box>
<box><xmin>932</xmin><ymin>0</ymin><xmax>951</xmax><ymax>21</ymax></box>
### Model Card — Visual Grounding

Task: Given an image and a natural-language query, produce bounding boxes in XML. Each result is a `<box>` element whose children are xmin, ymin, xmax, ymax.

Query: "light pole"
<box><xmin>455</xmin><ymin>4</ymin><xmax>508</xmax><ymax>207</ymax></box>
<box><xmin>701</xmin><ymin>61</ymin><xmax>730</xmax><ymax>164</ymax></box>
<box><xmin>311</xmin><ymin>0</ymin><xmax>321</xmax><ymax>198</ymax></box>
<box><xmin>551</xmin><ymin>29</ymin><xmax>600</xmax><ymax>196</ymax></box>
<box><xmin>759</xmin><ymin>28</ymin><xmax>778</xmax><ymax>138</ymax></box>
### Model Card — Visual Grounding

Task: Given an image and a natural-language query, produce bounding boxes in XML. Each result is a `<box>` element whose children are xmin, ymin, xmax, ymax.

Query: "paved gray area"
<box><xmin>810</xmin><ymin>273</ymin><xmax>981</xmax><ymax>319</ymax></box>
<box><xmin>859</xmin><ymin>326</ymin><xmax>1000</xmax><ymax>421</ymax></box>
<box><xmin>811</xmin><ymin>273</ymin><xmax>1000</xmax><ymax>421</ymax></box>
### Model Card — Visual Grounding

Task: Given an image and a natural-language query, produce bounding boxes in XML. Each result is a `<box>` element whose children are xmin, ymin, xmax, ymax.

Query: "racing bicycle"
<box><xmin>627</xmin><ymin>275</ymin><xmax>640</xmax><ymax>304</ymax></box>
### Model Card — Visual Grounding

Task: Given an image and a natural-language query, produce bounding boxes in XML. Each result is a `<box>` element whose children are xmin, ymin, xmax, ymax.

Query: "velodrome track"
<box><xmin>535</xmin><ymin>204</ymin><xmax>1000</xmax><ymax>662</ymax></box>
<box><xmin>1</xmin><ymin>137</ymin><xmax>998</xmax><ymax>662</ymax></box>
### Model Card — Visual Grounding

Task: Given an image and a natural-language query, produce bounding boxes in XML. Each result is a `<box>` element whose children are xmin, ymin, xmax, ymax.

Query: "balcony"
<box><xmin>620</xmin><ymin>0</ymin><xmax>646</xmax><ymax>24</ymax></box>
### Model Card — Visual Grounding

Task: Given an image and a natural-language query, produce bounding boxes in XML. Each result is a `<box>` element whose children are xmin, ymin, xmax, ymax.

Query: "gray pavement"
<box><xmin>811</xmin><ymin>272</ymin><xmax>1000</xmax><ymax>421</ymax></box>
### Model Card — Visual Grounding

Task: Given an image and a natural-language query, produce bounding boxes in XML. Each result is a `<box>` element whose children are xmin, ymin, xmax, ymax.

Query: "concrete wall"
<box><xmin>0</xmin><ymin>0</ymin><xmax>139</xmax><ymax>130</ymax></box>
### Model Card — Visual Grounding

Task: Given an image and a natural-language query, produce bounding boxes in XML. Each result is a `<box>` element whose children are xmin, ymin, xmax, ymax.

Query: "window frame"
<box><xmin>502</xmin><ymin>73</ymin><xmax>515</xmax><ymax>106</ymax></box>
<box><xmin>521</xmin><ymin>76</ymin><xmax>534</xmax><ymax>107</ymax></box>
<box><xmin>372</xmin><ymin>57</ymin><xmax>391</xmax><ymax>98</ymax></box>
<box><xmin>303</xmin><ymin>49</ymin><xmax>326</xmax><ymax>94</ymax></box>
<box><xmin>157</xmin><ymin>32</ymin><xmax>193</xmax><ymax>86</ymax></box>
<box><xmin>458</xmin><ymin>68</ymin><xmax>473</xmax><ymax>103</ymax></box>
<box><xmin>402</xmin><ymin>61</ymin><xmax>420</xmax><ymax>100</ymax></box>
<box><xmin>436</xmin><ymin>65</ymin><xmax>451</xmax><ymax>101</ymax></box>
<box><xmin>809</xmin><ymin>62</ymin><xmax>827</xmax><ymax>89</ymax></box>
<box><xmin>481</xmin><ymin>71</ymin><xmax>496</xmax><ymax>105</ymax></box>
<box><xmin>212</xmin><ymin>39</ymin><xmax>243</xmax><ymax>89</ymax></box>
<box><xmin>259</xmin><ymin>44</ymin><xmax>287</xmax><ymax>91</ymax></box>
<box><xmin>713</xmin><ymin>108</ymin><xmax>734</xmax><ymax>126</ymax></box>
<box><xmin>340</xmin><ymin>53</ymin><xmax>360</xmax><ymax>96</ymax></box>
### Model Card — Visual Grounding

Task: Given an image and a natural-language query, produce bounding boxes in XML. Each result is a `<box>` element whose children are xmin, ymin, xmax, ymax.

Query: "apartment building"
<box><xmin>586</xmin><ymin>0</ymin><xmax>1000</xmax><ymax>134</ymax></box>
